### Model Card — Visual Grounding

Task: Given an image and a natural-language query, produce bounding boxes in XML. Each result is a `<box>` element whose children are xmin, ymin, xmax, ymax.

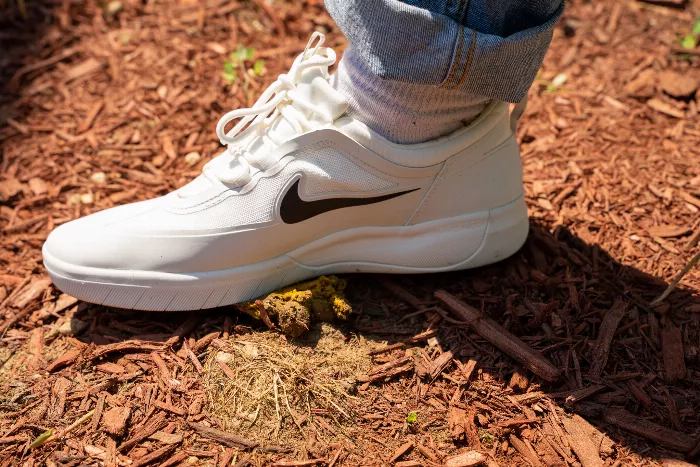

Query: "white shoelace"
<box><xmin>204</xmin><ymin>32</ymin><xmax>336</xmax><ymax>188</ymax></box>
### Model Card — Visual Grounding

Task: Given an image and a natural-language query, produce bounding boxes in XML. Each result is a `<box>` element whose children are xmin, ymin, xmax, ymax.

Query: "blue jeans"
<box><xmin>325</xmin><ymin>0</ymin><xmax>564</xmax><ymax>103</ymax></box>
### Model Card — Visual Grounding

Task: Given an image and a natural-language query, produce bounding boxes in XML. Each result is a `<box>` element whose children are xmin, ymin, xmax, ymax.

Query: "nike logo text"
<box><xmin>280</xmin><ymin>179</ymin><xmax>419</xmax><ymax>224</ymax></box>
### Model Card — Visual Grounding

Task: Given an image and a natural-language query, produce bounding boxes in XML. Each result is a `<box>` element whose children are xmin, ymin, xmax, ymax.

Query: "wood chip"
<box><xmin>9</xmin><ymin>279</ymin><xmax>51</xmax><ymax>309</ymax></box>
<box><xmin>149</xmin><ymin>431</ymin><xmax>183</xmax><ymax>444</ymax></box>
<box><xmin>416</xmin><ymin>350</ymin><xmax>453</xmax><ymax>381</ymax></box>
<box><xmin>588</xmin><ymin>300</ymin><xmax>626</xmax><ymax>378</ymax></box>
<box><xmin>661</xmin><ymin>460</ymin><xmax>698</xmax><ymax>467</ymax></box>
<box><xmin>102</xmin><ymin>407</ymin><xmax>131</xmax><ymax>437</ymax></box>
<box><xmin>271</xmin><ymin>460</ymin><xmax>326</xmax><ymax>467</ymax></box>
<box><xmin>647</xmin><ymin>225</ymin><xmax>692</xmax><ymax>238</ymax></box>
<box><xmin>191</xmin><ymin>331</ymin><xmax>220</xmax><ymax>353</ymax></box>
<box><xmin>390</xmin><ymin>441</ymin><xmax>414</xmax><ymax>463</ymax></box>
<box><xmin>415</xmin><ymin>443</ymin><xmax>438</xmax><ymax>462</ymax></box>
<box><xmin>45</xmin><ymin>349</ymin><xmax>80</xmax><ymax>373</ymax></box>
<box><xmin>118</xmin><ymin>412</ymin><xmax>167</xmax><ymax>452</ymax></box>
<box><xmin>549</xmin><ymin>385</ymin><xmax>605</xmax><ymax>404</ymax></box>
<box><xmin>637</xmin><ymin>0</ymin><xmax>687</xmax><ymax>7</ymax></box>
<box><xmin>561</xmin><ymin>415</ymin><xmax>604</xmax><ymax>467</ymax></box>
<box><xmin>378</xmin><ymin>278</ymin><xmax>424</xmax><ymax>308</ymax></box>
<box><xmin>232</xmin><ymin>455</ymin><xmax>253</xmax><ymax>467</ymax></box>
<box><xmin>443</xmin><ymin>451</ymin><xmax>487</xmax><ymax>467</ymax></box>
<box><xmin>131</xmin><ymin>443</ymin><xmax>178</xmax><ymax>467</ymax></box>
<box><xmin>152</xmin><ymin>399</ymin><xmax>186</xmax><ymax>416</ymax></box>
<box><xmin>53</xmin><ymin>294</ymin><xmax>79</xmax><ymax>313</ymax></box>
<box><xmin>509</xmin><ymin>367</ymin><xmax>530</xmax><ymax>392</ymax></box>
<box><xmin>64</xmin><ymin>58</ymin><xmax>104</xmax><ymax>82</ymax></box>
<box><xmin>659</xmin><ymin>71</ymin><xmax>698</xmax><ymax>99</ymax></box>
<box><xmin>647</xmin><ymin>98</ymin><xmax>685</xmax><ymax>119</ymax></box>
<box><xmin>509</xmin><ymin>434</ymin><xmax>543</xmax><ymax>467</ymax></box>
<box><xmin>0</xmin><ymin>179</ymin><xmax>24</xmax><ymax>202</ymax></box>
<box><xmin>358</xmin><ymin>354</ymin><xmax>414</xmax><ymax>383</ymax></box>
<box><xmin>92</xmin><ymin>393</ymin><xmax>106</xmax><ymax>431</ymax></box>
<box><xmin>96</xmin><ymin>362</ymin><xmax>127</xmax><ymax>374</ymax></box>
<box><xmin>78</xmin><ymin>101</ymin><xmax>104</xmax><ymax>133</ymax></box>
<box><xmin>91</xmin><ymin>340</ymin><xmax>166</xmax><ymax>360</ymax></box>
<box><xmin>627</xmin><ymin>380</ymin><xmax>653</xmax><ymax>407</ymax></box>
<box><xmin>158</xmin><ymin>451</ymin><xmax>190</xmax><ymax>467</ymax></box>
<box><xmin>449</xmin><ymin>406</ymin><xmax>479</xmax><ymax>446</ymax></box>
<box><xmin>661</xmin><ymin>321</ymin><xmax>686</xmax><ymax>381</ymax></box>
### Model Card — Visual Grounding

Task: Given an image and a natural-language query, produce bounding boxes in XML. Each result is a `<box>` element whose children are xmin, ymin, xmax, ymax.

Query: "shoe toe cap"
<box><xmin>42</xmin><ymin>198</ymin><xmax>168</xmax><ymax>272</ymax></box>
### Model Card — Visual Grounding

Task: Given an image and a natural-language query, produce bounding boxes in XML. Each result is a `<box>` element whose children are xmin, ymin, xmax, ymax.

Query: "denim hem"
<box><xmin>325</xmin><ymin>0</ymin><xmax>564</xmax><ymax>101</ymax></box>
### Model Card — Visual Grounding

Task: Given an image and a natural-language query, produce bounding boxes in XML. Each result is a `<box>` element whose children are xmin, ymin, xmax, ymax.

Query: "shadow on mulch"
<box><xmin>0</xmin><ymin>0</ymin><xmax>60</xmax><ymax>121</ymax></box>
<box><xmin>69</xmin><ymin>221</ymin><xmax>700</xmax><ymax>464</ymax></box>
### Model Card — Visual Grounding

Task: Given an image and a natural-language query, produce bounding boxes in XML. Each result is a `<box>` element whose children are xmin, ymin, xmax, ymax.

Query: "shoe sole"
<box><xmin>43</xmin><ymin>195</ymin><xmax>528</xmax><ymax>311</ymax></box>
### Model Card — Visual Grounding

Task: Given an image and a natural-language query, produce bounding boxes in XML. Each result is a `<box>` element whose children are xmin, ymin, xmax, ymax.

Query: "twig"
<box><xmin>46</xmin><ymin>409</ymin><xmax>95</xmax><ymax>445</ymax></box>
<box><xmin>602</xmin><ymin>408</ymin><xmax>695</xmax><ymax>453</ymax></box>
<box><xmin>650</xmin><ymin>249</ymin><xmax>700</xmax><ymax>306</ymax></box>
<box><xmin>435</xmin><ymin>290</ymin><xmax>561</xmax><ymax>382</ymax></box>
<box><xmin>273</xmin><ymin>372</ymin><xmax>282</xmax><ymax>438</ymax></box>
<box><xmin>188</xmin><ymin>422</ymin><xmax>258</xmax><ymax>449</ymax></box>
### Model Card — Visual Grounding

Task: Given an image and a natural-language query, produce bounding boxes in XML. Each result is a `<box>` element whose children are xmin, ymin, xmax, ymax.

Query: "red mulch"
<box><xmin>1</xmin><ymin>0</ymin><xmax>700</xmax><ymax>465</ymax></box>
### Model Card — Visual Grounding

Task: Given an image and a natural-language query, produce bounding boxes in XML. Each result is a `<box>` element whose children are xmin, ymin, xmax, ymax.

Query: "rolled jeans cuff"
<box><xmin>325</xmin><ymin>0</ymin><xmax>564</xmax><ymax>103</ymax></box>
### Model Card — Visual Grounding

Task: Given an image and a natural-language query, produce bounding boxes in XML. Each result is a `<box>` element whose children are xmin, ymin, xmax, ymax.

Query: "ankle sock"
<box><xmin>331</xmin><ymin>47</ymin><xmax>490</xmax><ymax>145</ymax></box>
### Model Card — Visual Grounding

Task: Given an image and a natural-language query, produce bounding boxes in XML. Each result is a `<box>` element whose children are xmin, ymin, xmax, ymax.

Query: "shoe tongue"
<box><xmin>246</xmin><ymin>62</ymin><xmax>348</xmax><ymax>157</ymax></box>
<box><xmin>293</xmin><ymin>66</ymin><xmax>349</xmax><ymax>122</ymax></box>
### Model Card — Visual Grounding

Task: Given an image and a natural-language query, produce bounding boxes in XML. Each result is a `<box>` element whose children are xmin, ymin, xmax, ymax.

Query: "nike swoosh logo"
<box><xmin>280</xmin><ymin>179</ymin><xmax>420</xmax><ymax>224</ymax></box>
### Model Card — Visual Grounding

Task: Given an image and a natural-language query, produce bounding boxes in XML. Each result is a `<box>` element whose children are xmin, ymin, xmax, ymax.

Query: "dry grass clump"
<box><xmin>203</xmin><ymin>323</ymin><xmax>374</xmax><ymax>445</ymax></box>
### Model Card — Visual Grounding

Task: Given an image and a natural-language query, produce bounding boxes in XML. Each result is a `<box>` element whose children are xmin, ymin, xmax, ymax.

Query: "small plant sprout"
<box><xmin>479</xmin><ymin>430</ymin><xmax>495</xmax><ymax>448</ymax></box>
<box><xmin>693</xmin><ymin>17</ymin><xmax>700</xmax><ymax>36</ymax></box>
<box><xmin>678</xmin><ymin>16</ymin><xmax>700</xmax><ymax>50</ymax></box>
<box><xmin>221</xmin><ymin>44</ymin><xmax>258</xmax><ymax>84</ymax></box>
<box><xmin>406</xmin><ymin>412</ymin><xmax>418</xmax><ymax>424</ymax></box>
<box><xmin>253</xmin><ymin>58</ymin><xmax>266</xmax><ymax>77</ymax></box>
<box><xmin>222</xmin><ymin>60</ymin><xmax>237</xmax><ymax>84</ymax></box>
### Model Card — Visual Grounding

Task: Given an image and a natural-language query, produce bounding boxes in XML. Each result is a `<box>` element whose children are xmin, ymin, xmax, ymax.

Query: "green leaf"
<box><xmin>680</xmin><ymin>34</ymin><xmax>697</xmax><ymax>50</ymax></box>
<box><xmin>406</xmin><ymin>412</ymin><xmax>417</xmax><ymax>424</ymax></box>
<box><xmin>245</xmin><ymin>47</ymin><xmax>255</xmax><ymax>61</ymax></box>
<box><xmin>232</xmin><ymin>45</ymin><xmax>255</xmax><ymax>63</ymax></box>
<box><xmin>692</xmin><ymin>17</ymin><xmax>700</xmax><ymax>36</ymax></box>
<box><xmin>253</xmin><ymin>59</ymin><xmax>265</xmax><ymax>76</ymax></box>
<box><xmin>222</xmin><ymin>71</ymin><xmax>237</xmax><ymax>83</ymax></box>
<box><xmin>27</xmin><ymin>428</ymin><xmax>54</xmax><ymax>452</ymax></box>
<box><xmin>223</xmin><ymin>61</ymin><xmax>235</xmax><ymax>74</ymax></box>
<box><xmin>478</xmin><ymin>430</ymin><xmax>495</xmax><ymax>447</ymax></box>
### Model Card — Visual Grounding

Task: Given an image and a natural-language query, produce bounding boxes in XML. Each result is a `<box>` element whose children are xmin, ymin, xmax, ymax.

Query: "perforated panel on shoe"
<box><xmin>121</xmin><ymin>146</ymin><xmax>397</xmax><ymax>231</ymax></box>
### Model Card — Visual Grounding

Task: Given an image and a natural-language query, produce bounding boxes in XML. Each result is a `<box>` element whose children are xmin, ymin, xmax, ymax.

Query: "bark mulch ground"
<box><xmin>2</xmin><ymin>0</ymin><xmax>700</xmax><ymax>465</ymax></box>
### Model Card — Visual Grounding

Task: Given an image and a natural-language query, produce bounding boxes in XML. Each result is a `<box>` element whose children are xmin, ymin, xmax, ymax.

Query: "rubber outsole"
<box><xmin>43</xmin><ymin>196</ymin><xmax>529</xmax><ymax>311</ymax></box>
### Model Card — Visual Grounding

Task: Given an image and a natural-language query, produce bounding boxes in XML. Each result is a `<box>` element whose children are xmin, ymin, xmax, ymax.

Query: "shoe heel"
<box><xmin>461</xmin><ymin>194</ymin><xmax>529</xmax><ymax>270</ymax></box>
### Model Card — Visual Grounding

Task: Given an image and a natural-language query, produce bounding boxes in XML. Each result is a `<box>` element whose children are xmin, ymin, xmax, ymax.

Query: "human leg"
<box><xmin>326</xmin><ymin>0</ymin><xmax>564</xmax><ymax>143</ymax></box>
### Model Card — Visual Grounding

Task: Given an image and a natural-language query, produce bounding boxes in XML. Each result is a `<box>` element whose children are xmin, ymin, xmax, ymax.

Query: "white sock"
<box><xmin>332</xmin><ymin>47</ymin><xmax>490</xmax><ymax>144</ymax></box>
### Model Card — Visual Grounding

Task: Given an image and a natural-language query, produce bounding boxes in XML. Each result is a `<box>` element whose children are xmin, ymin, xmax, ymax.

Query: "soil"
<box><xmin>2</xmin><ymin>0</ymin><xmax>700</xmax><ymax>465</ymax></box>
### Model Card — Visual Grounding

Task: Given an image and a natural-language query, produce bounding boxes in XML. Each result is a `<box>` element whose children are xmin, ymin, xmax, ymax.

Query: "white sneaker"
<box><xmin>42</xmin><ymin>33</ymin><xmax>529</xmax><ymax>311</ymax></box>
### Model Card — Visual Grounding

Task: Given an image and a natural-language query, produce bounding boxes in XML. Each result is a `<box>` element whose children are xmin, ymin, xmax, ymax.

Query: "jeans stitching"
<box><xmin>439</xmin><ymin>24</ymin><xmax>464</xmax><ymax>88</ymax></box>
<box><xmin>438</xmin><ymin>0</ymin><xmax>468</xmax><ymax>88</ymax></box>
<box><xmin>450</xmin><ymin>29</ymin><xmax>477</xmax><ymax>90</ymax></box>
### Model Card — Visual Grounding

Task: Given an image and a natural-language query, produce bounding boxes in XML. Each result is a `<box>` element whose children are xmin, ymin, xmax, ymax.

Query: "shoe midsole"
<box><xmin>43</xmin><ymin>194</ymin><xmax>528</xmax><ymax>290</ymax></box>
